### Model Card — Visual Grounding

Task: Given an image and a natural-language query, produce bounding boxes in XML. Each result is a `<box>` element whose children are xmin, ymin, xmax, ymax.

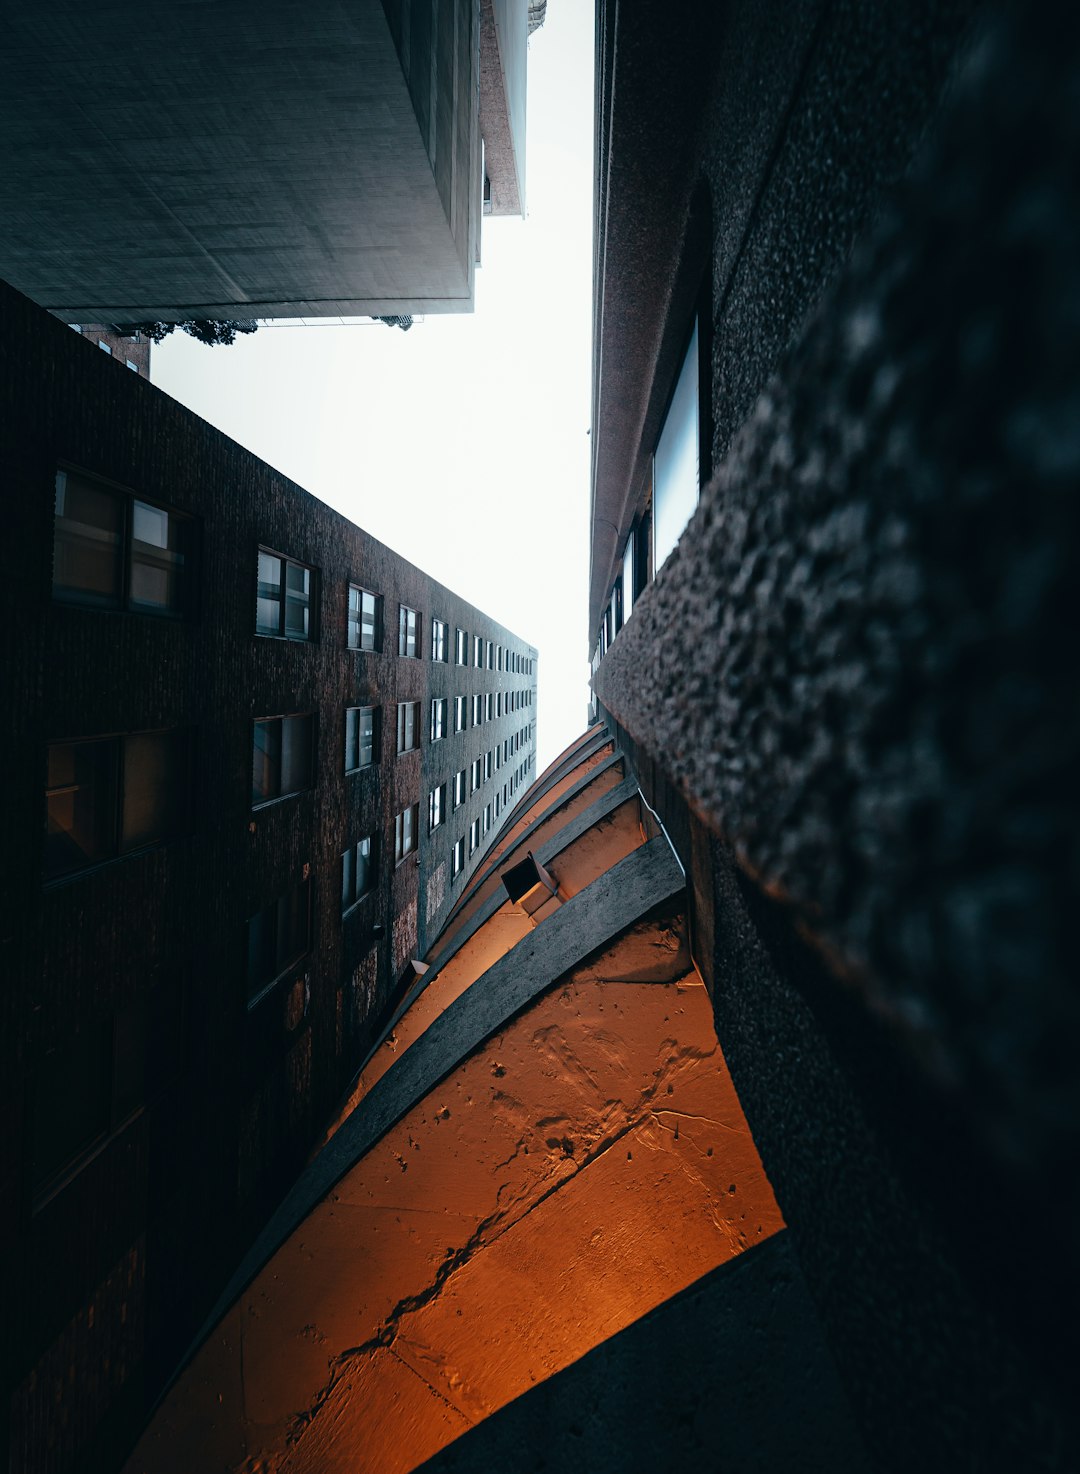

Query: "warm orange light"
<box><xmin>127</xmin><ymin>947</ymin><xmax>783</xmax><ymax>1474</ymax></box>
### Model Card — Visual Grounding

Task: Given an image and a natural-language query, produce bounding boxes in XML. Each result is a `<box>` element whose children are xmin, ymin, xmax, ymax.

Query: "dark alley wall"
<box><xmin>592</xmin><ymin>0</ymin><xmax>1079</xmax><ymax>1468</ymax></box>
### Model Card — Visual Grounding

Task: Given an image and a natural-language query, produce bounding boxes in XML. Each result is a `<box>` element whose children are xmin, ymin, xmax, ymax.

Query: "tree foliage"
<box><xmin>128</xmin><ymin>319</ymin><xmax>259</xmax><ymax>346</ymax></box>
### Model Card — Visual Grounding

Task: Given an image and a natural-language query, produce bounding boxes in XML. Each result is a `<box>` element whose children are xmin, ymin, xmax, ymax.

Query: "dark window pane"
<box><xmin>360</xmin><ymin>707</ymin><xmax>375</xmax><ymax>767</ymax></box>
<box><xmin>341</xmin><ymin>846</ymin><xmax>355</xmax><ymax>910</ymax></box>
<box><xmin>121</xmin><ymin>730</ymin><xmax>187</xmax><ymax>852</ymax></box>
<box><xmin>345</xmin><ymin>707</ymin><xmax>359</xmax><ymax>772</ymax></box>
<box><xmin>147</xmin><ymin>979</ymin><xmax>186</xmax><ymax>1095</ymax></box>
<box><xmin>129</xmin><ymin>500</ymin><xmax>190</xmax><ymax>614</ymax></box>
<box><xmin>113</xmin><ymin>997</ymin><xmax>146</xmax><ymax>1122</ymax></box>
<box><xmin>256</xmin><ymin>551</ymin><xmax>282</xmax><ymax>635</ymax></box>
<box><xmin>276</xmin><ymin>880</ymin><xmax>310</xmax><ymax>971</ymax></box>
<box><xmin>281</xmin><ymin>715</ymin><xmax>313</xmax><ymax>795</ymax></box>
<box><xmin>253</xmin><ymin>719</ymin><xmax>282</xmax><ymax>804</ymax></box>
<box><xmin>45</xmin><ymin>739</ymin><xmax>118</xmax><ymax>877</ymax></box>
<box><xmin>361</xmin><ymin>591</ymin><xmax>378</xmax><ymax>651</ymax></box>
<box><xmin>247</xmin><ymin>901</ymin><xmax>276</xmax><ymax>998</ymax></box>
<box><xmin>52</xmin><ymin>471</ymin><xmax>123</xmax><ymax>607</ymax></box>
<box><xmin>31</xmin><ymin>1020</ymin><xmax>112</xmax><ymax>1189</ymax></box>
<box><xmin>356</xmin><ymin>835</ymin><xmax>375</xmax><ymax>897</ymax></box>
<box><xmin>284</xmin><ymin>561</ymin><xmax>311</xmax><ymax>638</ymax></box>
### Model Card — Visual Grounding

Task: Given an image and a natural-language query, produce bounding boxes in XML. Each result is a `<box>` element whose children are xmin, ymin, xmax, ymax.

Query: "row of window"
<box><xmin>46</xmin><ymin>713</ymin><xmax>535</xmax><ymax>883</ymax></box>
<box><xmin>595</xmin><ymin>313</ymin><xmax>703</xmax><ymax>663</ymax></box>
<box><xmin>46</xmin><ymin>708</ymin><xmax>535</xmax><ymax>879</ymax></box>
<box><xmin>51</xmin><ymin>468</ymin><xmax>535</xmax><ymax>677</ymax></box>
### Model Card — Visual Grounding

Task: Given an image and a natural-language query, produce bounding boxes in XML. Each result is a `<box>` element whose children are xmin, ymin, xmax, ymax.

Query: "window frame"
<box><xmin>398</xmin><ymin>604</ymin><xmax>420</xmax><ymax>658</ymax></box>
<box><xmin>431</xmin><ymin>617</ymin><xmax>448</xmax><ymax>663</ymax></box>
<box><xmin>430</xmin><ymin>697</ymin><xmax>448</xmax><ymax>742</ymax></box>
<box><xmin>256</xmin><ymin>545</ymin><xmax>318</xmax><ymax>642</ymax></box>
<box><xmin>44</xmin><ymin>728</ymin><xmax>190</xmax><ymax>883</ymax></box>
<box><xmin>344</xmin><ymin>705</ymin><xmax>379</xmax><ymax>774</ymax></box>
<box><xmin>251</xmin><ymin>711</ymin><xmax>316</xmax><ymax>809</ymax></box>
<box><xmin>246</xmin><ymin>878</ymin><xmax>312</xmax><ymax>1008</ymax></box>
<box><xmin>341</xmin><ymin>834</ymin><xmax>378</xmax><ymax>914</ymax></box>
<box><xmin>52</xmin><ymin>467</ymin><xmax>195</xmax><ymax>620</ymax></box>
<box><xmin>429</xmin><ymin>782</ymin><xmax>447</xmax><ymax>832</ymax></box>
<box><xmin>396</xmin><ymin>701</ymin><xmax>421</xmax><ymax>755</ymax></box>
<box><xmin>394</xmin><ymin>803</ymin><xmax>420</xmax><ymax>866</ymax></box>
<box><xmin>347</xmin><ymin>583</ymin><xmax>383</xmax><ymax>652</ymax></box>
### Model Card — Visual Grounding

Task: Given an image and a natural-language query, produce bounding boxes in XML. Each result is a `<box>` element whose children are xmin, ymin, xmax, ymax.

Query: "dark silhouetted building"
<box><xmin>0</xmin><ymin>278</ymin><xmax>536</xmax><ymax>1474</ymax></box>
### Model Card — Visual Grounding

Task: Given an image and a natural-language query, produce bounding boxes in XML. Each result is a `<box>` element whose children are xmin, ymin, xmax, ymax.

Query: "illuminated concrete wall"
<box><xmin>122</xmin><ymin>724</ymin><xmax>867</xmax><ymax>1473</ymax></box>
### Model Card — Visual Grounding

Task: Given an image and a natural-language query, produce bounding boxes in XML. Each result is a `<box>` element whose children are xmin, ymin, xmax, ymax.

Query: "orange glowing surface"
<box><xmin>439</xmin><ymin>740</ymin><xmax>616</xmax><ymax>940</ymax></box>
<box><xmin>321</xmin><ymin>796</ymin><xmax>649</xmax><ymax>1143</ymax></box>
<box><xmin>126</xmin><ymin>936</ymin><xmax>783</xmax><ymax>1474</ymax></box>
<box><xmin>441</xmin><ymin>757</ymin><xmax>626</xmax><ymax>941</ymax></box>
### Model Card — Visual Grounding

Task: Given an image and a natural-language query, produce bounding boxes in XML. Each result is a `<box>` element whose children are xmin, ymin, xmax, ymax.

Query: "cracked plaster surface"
<box><xmin>128</xmin><ymin>961</ymin><xmax>782</xmax><ymax>1474</ymax></box>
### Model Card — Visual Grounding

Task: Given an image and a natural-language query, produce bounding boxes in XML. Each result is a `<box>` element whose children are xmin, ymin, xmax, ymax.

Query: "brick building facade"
<box><xmin>0</xmin><ymin>277</ymin><xmax>536</xmax><ymax>1473</ymax></box>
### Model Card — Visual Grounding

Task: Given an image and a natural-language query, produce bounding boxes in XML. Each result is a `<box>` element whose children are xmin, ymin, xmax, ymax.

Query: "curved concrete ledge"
<box><xmin>172</xmin><ymin>835</ymin><xmax>685</xmax><ymax>1395</ymax></box>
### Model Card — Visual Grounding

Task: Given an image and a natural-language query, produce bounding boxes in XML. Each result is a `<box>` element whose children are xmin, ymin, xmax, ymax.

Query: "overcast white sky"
<box><xmin>152</xmin><ymin>6</ymin><xmax>595</xmax><ymax>776</ymax></box>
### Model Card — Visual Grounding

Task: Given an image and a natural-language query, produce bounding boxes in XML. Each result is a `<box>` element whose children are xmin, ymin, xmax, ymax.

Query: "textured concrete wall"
<box><xmin>594</xmin><ymin>1</ymin><xmax>1080</xmax><ymax>1465</ymax></box>
<box><xmin>588</xmin><ymin>0</ymin><xmax>977</xmax><ymax>635</ymax></box>
<box><xmin>0</xmin><ymin>277</ymin><xmax>535</xmax><ymax>1473</ymax></box>
<box><xmin>0</xmin><ymin>2</ymin><xmax>478</xmax><ymax>320</ymax></box>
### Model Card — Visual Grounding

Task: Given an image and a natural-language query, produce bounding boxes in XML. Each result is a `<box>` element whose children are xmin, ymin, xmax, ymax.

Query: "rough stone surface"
<box><xmin>596</xmin><ymin>0</ymin><xmax>1080</xmax><ymax>1209</ymax></box>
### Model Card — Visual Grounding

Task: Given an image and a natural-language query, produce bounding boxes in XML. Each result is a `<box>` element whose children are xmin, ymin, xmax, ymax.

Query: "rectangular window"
<box><xmin>341</xmin><ymin>835</ymin><xmax>377</xmax><ymax>912</ymax></box>
<box><xmin>451</xmin><ymin>837</ymin><xmax>465</xmax><ymax>877</ymax></box>
<box><xmin>454</xmin><ymin>695</ymin><xmax>467</xmax><ymax>733</ymax></box>
<box><xmin>483</xmin><ymin>803</ymin><xmax>492</xmax><ymax>836</ymax></box>
<box><xmin>394</xmin><ymin>804</ymin><xmax>419</xmax><ymax>865</ymax></box>
<box><xmin>348</xmin><ymin>585</ymin><xmax>382</xmax><ymax>651</ymax></box>
<box><xmin>469</xmin><ymin>818</ymin><xmax>480</xmax><ymax>855</ymax></box>
<box><xmin>53</xmin><ymin>470</ymin><xmax>192</xmax><ymax>617</ymax></box>
<box><xmin>496</xmin><ymin>691</ymin><xmax>503</xmax><ymax>719</ymax></box>
<box><xmin>484</xmin><ymin>751</ymin><xmax>492</xmax><ymax>782</ymax></box>
<box><xmin>485</xmin><ymin>693</ymin><xmax>494</xmax><ymax>721</ymax></box>
<box><xmin>126</xmin><ymin>359</ymin><xmax>139</xmax><ymax>372</ymax></box>
<box><xmin>471</xmin><ymin>758</ymin><xmax>482</xmax><ymax>793</ymax></box>
<box><xmin>622</xmin><ymin>529</ymin><xmax>635</xmax><ymax>625</ymax></box>
<box><xmin>429</xmin><ymin>782</ymin><xmax>446</xmax><ymax>831</ymax></box>
<box><xmin>495</xmin><ymin>746</ymin><xmax>502</xmax><ymax>771</ymax></box>
<box><xmin>257</xmin><ymin>547</ymin><xmax>316</xmax><ymax>640</ymax></box>
<box><xmin>495</xmin><ymin>792</ymin><xmax>501</xmax><ymax>818</ymax></box>
<box><xmin>486</xmin><ymin>640</ymin><xmax>494</xmax><ymax>670</ymax></box>
<box><xmin>653</xmin><ymin>317</ymin><xmax>700</xmax><ymax>573</ymax></box>
<box><xmin>455</xmin><ymin>628</ymin><xmax>468</xmax><ymax>665</ymax></box>
<box><xmin>453</xmin><ymin>768</ymin><xmax>467</xmax><ymax>809</ymax></box>
<box><xmin>431</xmin><ymin>618</ymin><xmax>448</xmax><ymax>662</ymax></box>
<box><xmin>252</xmin><ymin>713</ymin><xmax>314</xmax><ymax>806</ymax></box>
<box><xmin>396</xmin><ymin>702</ymin><xmax>420</xmax><ymax>754</ymax></box>
<box><xmin>45</xmin><ymin>729</ymin><xmax>188</xmax><ymax>879</ymax></box>
<box><xmin>98</xmin><ymin>339</ymin><xmax>112</xmax><ymax>354</ymax></box>
<box><xmin>399</xmin><ymin>604</ymin><xmax>419</xmax><ymax>658</ymax></box>
<box><xmin>472</xmin><ymin>694</ymin><xmax>482</xmax><ymax>726</ymax></box>
<box><xmin>430</xmin><ymin>697</ymin><xmax>448</xmax><ymax>742</ymax></box>
<box><xmin>246</xmin><ymin>879</ymin><xmax>311</xmax><ymax>1004</ymax></box>
<box><xmin>473</xmin><ymin>634</ymin><xmax>483</xmax><ymax>666</ymax></box>
<box><xmin>345</xmin><ymin>706</ymin><xmax>378</xmax><ymax>772</ymax></box>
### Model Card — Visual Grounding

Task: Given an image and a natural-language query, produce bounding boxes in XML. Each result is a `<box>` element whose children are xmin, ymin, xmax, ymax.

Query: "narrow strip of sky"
<box><xmin>152</xmin><ymin>5</ymin><xmax>595</xmax><ymax>773</ymax></box>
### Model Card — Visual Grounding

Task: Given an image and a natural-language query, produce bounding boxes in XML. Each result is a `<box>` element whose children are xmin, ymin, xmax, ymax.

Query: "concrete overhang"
<box><xmin>0</xmin><ymin>1</ymin><xmax>480</xmax><ymax>320</ymax></box>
